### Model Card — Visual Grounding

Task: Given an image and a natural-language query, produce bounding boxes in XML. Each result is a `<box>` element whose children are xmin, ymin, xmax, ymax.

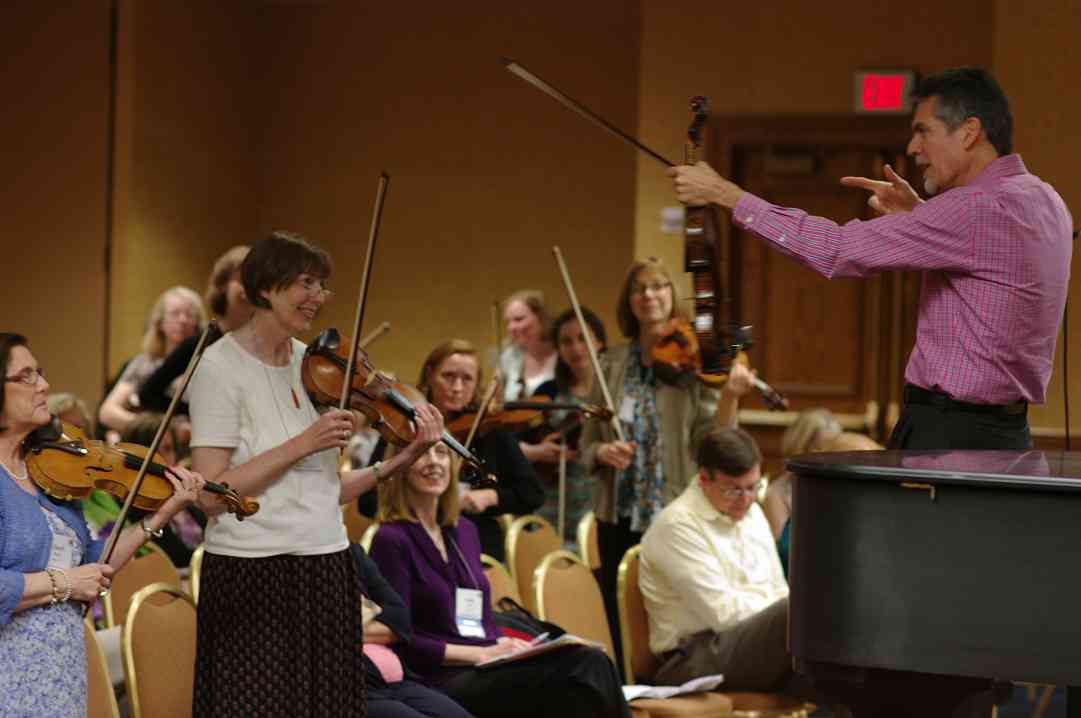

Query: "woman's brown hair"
<box><xmin>242</xmin><ymin>231</ymin><xmax>331</xmax><ymax>310</ymax></box>
<box><xmin>205</xmin><ymin>245</ymin><xmax>250</xmax><ymax>317</ymax></box>
<box><xmin>417</xmin><ymin>339</ymin><xmax>483</xmax><ymax>406</ymax></box>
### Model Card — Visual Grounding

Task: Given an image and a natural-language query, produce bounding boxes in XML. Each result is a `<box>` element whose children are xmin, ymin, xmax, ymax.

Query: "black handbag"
<box><xmin>492</xmin><ymin>597</ymin><xmax>566</xmax><ymax>640</ymax></box>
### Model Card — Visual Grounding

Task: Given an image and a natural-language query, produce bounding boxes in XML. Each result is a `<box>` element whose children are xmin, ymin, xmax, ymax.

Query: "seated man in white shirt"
<box><xmin>640</xmin><ymin>427</ymin><xmax>789</xmax><ymax>690</ymax></box>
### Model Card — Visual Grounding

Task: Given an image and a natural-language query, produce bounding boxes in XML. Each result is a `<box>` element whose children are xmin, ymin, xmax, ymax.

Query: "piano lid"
<box><xmin>785</xmin><ymin>449</ymin><xmax>1081</xmax><ymax>493</ymax></box>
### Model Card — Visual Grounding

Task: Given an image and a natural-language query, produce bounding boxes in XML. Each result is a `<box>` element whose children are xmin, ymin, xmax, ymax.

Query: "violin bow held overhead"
<box><xmin>553</xmin><ymin>246</ymin><xmax>626</xmax><ymax>442</ymax></box>
<box><xmin>508</xmin><ymin>57</ymin><xmax>787</xmax><ymax>410</ymax></box>
<box><xmin>502</xmin><ymin>58</ymin><xmax>675</xmax><ymax>168</ymax></box>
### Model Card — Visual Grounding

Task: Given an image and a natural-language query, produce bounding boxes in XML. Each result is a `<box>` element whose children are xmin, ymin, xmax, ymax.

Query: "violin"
<box><xmin>301</xmin><ymin>328</ymin><xmax>495</xmax><ymax>486</ymax></box>
<box><xmin>652</xmin><ymin>319</ymin><xmax>788</xmax><ymax>410</ymax></box>
<box><xmin>26</xmin><ymin>418</ymin><xmax>259</xmax><ymax>519</ymax></box>
<box><xmin>504</xmin><ymin>63</ymin><xmax>788</xmax><ymax>412</ymax></box>
<box><xmin>445</xmin><ymin>397</ymin><xmax>613</xmax><ymax>443</ymax></box>
<box><xmin>649</xmin><ymin>97</ymin><xmax>788</xmax><ymax>411</ymax></box>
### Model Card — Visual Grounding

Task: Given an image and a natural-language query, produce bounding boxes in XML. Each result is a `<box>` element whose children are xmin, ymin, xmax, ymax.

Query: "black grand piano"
<box><xmin>787</xmin><ymin>450</ymin><xmax>1081</xmax><ymax>717</ymax></box>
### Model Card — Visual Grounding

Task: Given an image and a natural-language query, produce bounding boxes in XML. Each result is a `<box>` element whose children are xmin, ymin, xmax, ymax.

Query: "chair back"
<box><xmin>360</xmin><ymin>521</ymin><xmax>381</xmax><ymax>551</ymax></box>
<box><xmin>122</xmin><ymin>583</ymin><xmax>197</xmax><ymax>718</ymax></box>
<box><xmin>576</xmin><ymin>510</ymin><xmax>600</xmax><ymax>570</ymax></box>
<box><xmin>479</xmin><ymin>553</ymin><xmax>521</xmax><ymax>606</ymax></box>
<box><xmin>103</xmin><ymin>542</ymin><xmax>180</xmax><ymax>628</ymax></box>
<box><xmin>85</xmin><ymin>618</ymin><xmax>120</xmax><ymax>718</ymax></box>
<box><xmin>533</xmin><ymin>549</ymin><xmax>615</xmax><ymax>660</ymax></box>
<box><xmin>188</xmin><ymin>544</ymin><xmax>204</xmax><ymax>603</ymax></box>
<box><xmin>342</xmin><ymin>501</ymin><xmax>373</xmax><ymax>544</ymax></box>
<box><xmin>505</xmin><ymin>514</ymin><xmax>561</xmax><ymax>612</ymax></box>
<box><xmin>617</xmin><ymin>544</ymin><xmax>660</xmax><ymax>682</ymax></box>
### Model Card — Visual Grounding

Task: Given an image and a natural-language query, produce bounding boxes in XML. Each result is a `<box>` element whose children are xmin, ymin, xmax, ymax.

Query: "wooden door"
<box><xmin>706</xmin><ymin>116</ymin><xmax>920</xmax><ymax>476</ymax></box>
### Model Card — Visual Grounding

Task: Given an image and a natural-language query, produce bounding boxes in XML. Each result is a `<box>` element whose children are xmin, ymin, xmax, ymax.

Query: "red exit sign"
<box><xmin>853</xmin><ymin>71</ymin><xmax>916</xmax><ymax>114</ymax></box>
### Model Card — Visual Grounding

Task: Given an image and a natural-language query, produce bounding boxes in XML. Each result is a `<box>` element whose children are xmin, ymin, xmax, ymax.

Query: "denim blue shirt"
<box><xmin>0</xmin><ymin>466</ymin><xmax>103</xmax><ymax>624</ymax></box>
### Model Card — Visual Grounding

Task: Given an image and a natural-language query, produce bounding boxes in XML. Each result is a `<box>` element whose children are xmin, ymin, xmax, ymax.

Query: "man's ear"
<box><xmin>697</xmin><ymin>468</ymin><xmax>711</xmax><ymax>486</ymax></box>
<box><xmin>961</xmin><ymin>116</ymin><xmax>984</xmax><ymax>150</ymax></box>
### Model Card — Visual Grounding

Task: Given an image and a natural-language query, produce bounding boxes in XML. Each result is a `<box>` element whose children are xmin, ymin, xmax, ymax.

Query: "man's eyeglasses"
<box><xmin>5</xmin><ymin>367</ymin><xmax>45</xmax><ymax>386</ymax></box>
<box><xmin>718</xmin><ymin>479</ymin><xmax>763</xmax><ymax>499</ymax></box>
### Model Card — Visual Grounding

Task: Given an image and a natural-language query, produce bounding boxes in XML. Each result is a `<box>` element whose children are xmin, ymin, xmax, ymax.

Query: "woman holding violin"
<box><xmin>530</xmin><ymin>307</ymin><xmax>607</xmax><ymax>545</ymax></box>
<box><xmin>0</xmin><ymin>333</ymin><xmax>205</xmax><ymax>717</ymax></box>
<box><xmin>187</xmin><ymin>233</ymin><xmax>444</xmax><ymax>716</ymax></box>
<box><xmin>578</xmin><ymin>258</ymin><xmax>754</xmax><ymax>656</ymax></box>
<box><xmin>417</xmin><ymin>339</ymin><xmax>543</xmax><ymax>561</ymax></box>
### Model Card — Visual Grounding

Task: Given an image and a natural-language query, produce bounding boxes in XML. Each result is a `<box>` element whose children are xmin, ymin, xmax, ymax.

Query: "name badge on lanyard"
<box><xmin>455</xmin><ymin>587</ymin><xmax>486</xmax><ymax>638</ymax></box>
<box><xmin>49</xmin><ymin>532</ymin><xmax>78</xmax><ymax>570</ymax></box>
<box><xmin>42</xmin><ymin>512</ymin><xmax>78</xmax><ymax>570</ymax></box>
<box><xmin>619</xmin><ymin>394</ymin><xmax>636</xmax><ymax>425</ymax></box>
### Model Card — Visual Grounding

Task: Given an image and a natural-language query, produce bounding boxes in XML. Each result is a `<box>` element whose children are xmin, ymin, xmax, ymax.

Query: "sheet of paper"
<box><xmin>622</xmin><ymin>673</ymin><xmax>725</xmax><ymax>701</ymax></box>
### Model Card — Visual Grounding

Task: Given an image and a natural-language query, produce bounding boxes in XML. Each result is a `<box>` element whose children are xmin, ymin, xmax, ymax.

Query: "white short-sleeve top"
<box><xmin>188</xmin><ymin>333</ymin><xmax>347</xmax><ymax>558</ymax></box>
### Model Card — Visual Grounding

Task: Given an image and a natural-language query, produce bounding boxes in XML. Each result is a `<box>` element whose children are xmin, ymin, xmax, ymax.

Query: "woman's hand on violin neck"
<box><xmin>300</xmin><ymin>409</ymin><xmax>356</xmax><ymax>456</ymax></box>
<box><xmin>158</xmin><ymin>465</ymin><xmax>208</xmax><ymax>516</ymax></box>
<box><xmin>404</xmin><ymin>403</ymin><xmax>444</xmax><ymax>458</ymax></box>
<box><xmin>597</xmin><ymin>441</ymin><xmax>636</xmax><ymax>471</ymax></box>
<box><xmin>70</xmin><ymin>563</ymin><xmax>114</xmax><ymax>603</ymax></box>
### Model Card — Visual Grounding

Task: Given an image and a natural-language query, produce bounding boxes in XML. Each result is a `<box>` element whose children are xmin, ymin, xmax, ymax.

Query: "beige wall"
<box><xmin>636</xmin><ymin>0</ymin><xmax>993</xmax><ymax>286</ymax></box>
<box><xmin>0</xmin><ymin>3</ymin><xmax>112</xmax><ymax>406</ymax></box>
<box><xmin>109</xmin><ymin>0</ymin><xmax>261</xmax><ymax>377</ymax></box>
<box><xmin>253</xmin><ymin>0</ymin><xmax>639</xmax><ymax>380</ymax></box>
<box><xmin>994</xmin><ymin>0</ymin><xmax>1081</xmax><ymax>433</ymax></box>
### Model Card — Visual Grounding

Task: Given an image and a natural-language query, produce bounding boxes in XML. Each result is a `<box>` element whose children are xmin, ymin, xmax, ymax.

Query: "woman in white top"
<box><xmin>499</xmin><ymin>290</ymin><xmax>556</xmax><ymax>402</ymax></box>
<box><xmin>187</xmin><ymin>232</ymin><xmax>443</xmax><ymax>716</ymax></box>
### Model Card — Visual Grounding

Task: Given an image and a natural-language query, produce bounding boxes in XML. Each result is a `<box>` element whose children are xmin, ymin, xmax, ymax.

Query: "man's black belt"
<box><xmin>903</xmin><ymin>384</ymin><xmax>1027</xmax><ymax>416</ymax></box>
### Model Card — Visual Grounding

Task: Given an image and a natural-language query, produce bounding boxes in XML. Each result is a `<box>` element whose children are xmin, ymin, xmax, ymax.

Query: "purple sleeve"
<box><xmin>369</xmin><ymin>524</ymin><xmax>448</xmax><ymax>676</ymax></box>
<box><xmin>733</xmin><ymin>190</ymin><xmax>975</xmax><ymax>278</ymax></box>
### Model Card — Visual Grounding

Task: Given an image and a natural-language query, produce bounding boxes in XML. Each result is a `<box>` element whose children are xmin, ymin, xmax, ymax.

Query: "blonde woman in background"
<box><xmin>762</xmin><ymin>408</ymin><xmax>842</xmax><ymax>540</ymax></box>
<box><xmin>97</xmin><ymin>286</ymin><xmax>205</xmax><ymax>435</ymax></box>
<box><xmin>500</xmin><ymin>290</ymin><xmax>556</xmax><ymax>401</ymax></box>
<box><xmin>768</xmin><ymin>410</ymin><xmax>881</xmax><ymax>578</ymax></box>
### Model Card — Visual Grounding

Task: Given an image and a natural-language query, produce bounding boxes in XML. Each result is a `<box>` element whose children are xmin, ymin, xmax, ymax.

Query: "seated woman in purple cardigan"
<box><xmin>369</xmin><ymin>442</ymin><xmax>629</xmax><ymax>718</ymax></box>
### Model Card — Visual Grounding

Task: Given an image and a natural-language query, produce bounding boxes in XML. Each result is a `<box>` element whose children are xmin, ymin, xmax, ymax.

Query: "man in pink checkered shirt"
<box><xmin>670</xmin><ymin>68</ymin><xmax>1073</xmax><ymax>451</ymax></box>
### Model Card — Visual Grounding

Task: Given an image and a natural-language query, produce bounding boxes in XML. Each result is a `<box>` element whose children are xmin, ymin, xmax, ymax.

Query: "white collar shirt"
<box><xmin>639</xmin><ymin>479</ymin><xmax>788</xmax><ymax>654</ymax></box>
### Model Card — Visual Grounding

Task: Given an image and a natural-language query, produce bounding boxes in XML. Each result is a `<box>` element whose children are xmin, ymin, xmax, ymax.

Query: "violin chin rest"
<box><xmin>310</xmin><ymin>327</ymin><xmax>342</xmax><ymax>354</ymax></box>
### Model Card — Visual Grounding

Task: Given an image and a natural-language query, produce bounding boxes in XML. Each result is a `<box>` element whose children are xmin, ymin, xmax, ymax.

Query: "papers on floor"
<box><xmin>622</xmin><ymin>673</ymin><xmax>725</xmax><ymax>701</ymax></box>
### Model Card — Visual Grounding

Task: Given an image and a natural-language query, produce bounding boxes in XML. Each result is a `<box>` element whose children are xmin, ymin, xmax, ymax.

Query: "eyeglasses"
<box><xmin>718</xmin><ymin>479</ymin><xmax>764</xmax><ymax>499</ymax></box>
<box><xmin>630</xmin><ymin>281</ymin><xmax>671</xmax><ymax>296</ymax></box>
<box><xmin>5</xmin><ymin>366</ymin><xmax>45</xmax><ymax>386</ymax></box>
<box><xmin>296</xmin><ymin>276</ymin><xmax>332</xmax><ymax>299</ymax></box>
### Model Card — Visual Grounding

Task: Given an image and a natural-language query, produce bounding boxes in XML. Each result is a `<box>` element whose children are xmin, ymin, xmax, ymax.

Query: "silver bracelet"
<box><xmin>140</xmin><ymin>518</ymin><xmax>164</xmax><ymax>540</ymax></box>
<box><xmin>372</xmin><ymin>461</ymin><xmax>384</xmax><ymax>483</ymax></box>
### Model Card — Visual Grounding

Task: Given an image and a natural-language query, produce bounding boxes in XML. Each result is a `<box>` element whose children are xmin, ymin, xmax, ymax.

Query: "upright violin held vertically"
<box><xmin>504</xmin><ymin>58</ymin><xmax>786</xmax><ymax>409</ymax></box>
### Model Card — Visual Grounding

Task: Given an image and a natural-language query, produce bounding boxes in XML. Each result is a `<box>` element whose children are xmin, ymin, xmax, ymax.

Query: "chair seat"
<box><xmin>631</xmin><ymin>692</ymin><xmax>734</xmax><ymax>717</ymax></box>
<box><xmin>720</xmin><ymin>691</ymin><xmax>812</xmax><ymax>717</ymax></box>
